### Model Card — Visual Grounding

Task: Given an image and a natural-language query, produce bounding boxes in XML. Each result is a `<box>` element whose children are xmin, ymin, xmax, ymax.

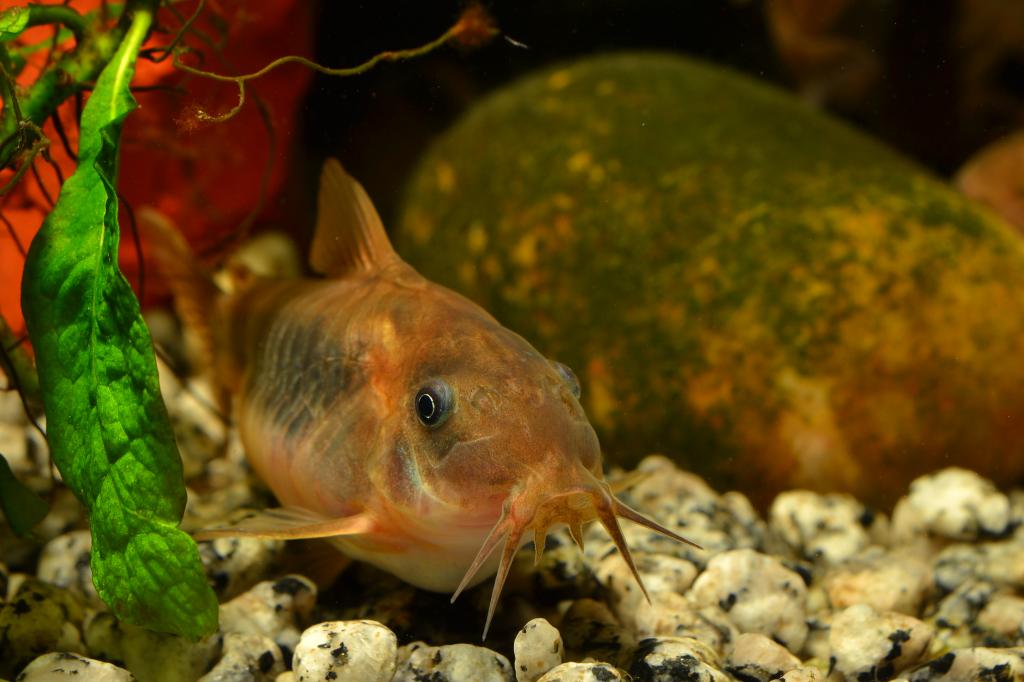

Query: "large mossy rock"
<box><xmin>396</xmin><ymin>53</ymin><xmax>1024</xmax><ymax>507</ymax></box>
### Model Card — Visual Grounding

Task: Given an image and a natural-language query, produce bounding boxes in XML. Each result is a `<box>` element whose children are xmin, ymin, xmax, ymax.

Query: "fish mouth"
<box><xmin>450</xmin><ymin>464</ymin><xmax>700</xmax><ymax>639</ymax></box>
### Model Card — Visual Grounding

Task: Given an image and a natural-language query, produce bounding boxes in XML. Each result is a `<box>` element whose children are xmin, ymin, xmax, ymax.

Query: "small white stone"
<box><xmin>514</xmin><ymin>617</ymin><xmax>563</xmax><ymax>682</ymax></box>
<box><xmin>17</xmin><ymin>652</ymin><xmax>135</xmax><ymax>681</ymax></box>
<box><xmin>0</xmin><ymin>422</ymin><xmax>29</xmax><ymax>474</ymax></box>
<box><xmin>828</xmin><ymin>604</ymin><xmax>933</xmax><ymax>680</ymax></box>
<box><xmin>629</xmin><ymin>636</ymin><xmax>728</xmax><ymax>681</ymax></box>
<box><xmin>769</xmin><ymin>490</ymin><xmax>873</xmax><ymax>564</ymax></box>
<box><xmin>0</xmin><ymin>383</ymin><xmax>28</xmax><ymax>424</ymax></box>
<box><xmin>976</xmin><ymin>594</ymin><xmax>1024</xmax><ymax>639</ymax></box>
<box><xmin>199</xmin><ymin>535</ymin><xmax>284</xmax><ymax>600</ymax></box>
<box><xmin>393</xmin><ymin>642</ymin><xmax>513</xmax><ymax>681</ymax></box>
<box><xmin>1010</xmin><ymin>490</ymin><xmax>1024</xmax><ymax>542</ymax></box>
<box><xmin>559</xmin><ymin>599</ymin><xmax>634</xmax><ymax>667</ymax></box>
<box><xmin>154</xmin><ymin>353</ymin><xmax>183</xmax><ymax>404</ymax></box>
<box><xmin>293</xmin><ymin>620</ymin><xmax>397</xmax><ymax>682</ymax></box>
<box><xmin>627</xmin><ymin>592</ymin><xmax>738</xmax><ymax>653</ymax></box>
<box><xmin>906</xmin><ymin>647</ymin><xmax>1024</xmax><ymax>681</ymax></box>
<box><xmin>536</xmin><ymin>661</ymin><xmax>622</xmax><ymax>681</ymax></box>
<box><xmin>198</xmin><ymin>633</ymin><xmax>283</xmax><ymax>681</ymax></box>
<box><xmin>932</xmin><ymin>541</ymin><xmax>1024</xmax><ymax>594</ymax></box>
<box><xmin>36</xmin><ymin>530</ymin><xmax>100</xmax><ymax>606</ymax></box>
<box><xmin>170</xmin><ymin>378</ymin><xmax>228</xmax><ymax>479</ymax></box>
<box><xmin>533</xmin><ymin>540</ymin><xmax>596</xmax><ymax>594</ymax></box>
<box><xmin>220</xmin><ymin>575</ymin><xmax>316</xmax><ymax>656</ymax></box>
<box><xmin>0</xmin><ymin>579</ymin><xmax>86</xmax><ymax>677</ymax></box>
<box><xmin>688</xmin><ymin>549</ymin><xmax>808</xmax><ymax>652</ymax></box>
<box><xmin>893</xmin><ymin>468</ymin><xmax>1010</xmax><ymax>542</ymax></box>
<box><xmin>597</xmin><ymin>457</ymin><xmax>763</xmax><ymax>567</ymax></box>
<box><xmin>594</xmin><ymin>551</ymin><xmax>698</xmax><ymax>616</ymax></box>
<box><xmin>931</xmin><ymin>580</ymin><xmax>997</xmax><ymax>632</ymax></box>
<box><xmin>726</xmin><ymin>632</ymin><xmax>801</xmax><ymax>681</ymax></box>
<box><xmin>217</xmin><ymin>231</ymin><xmax>302</xmax><ymax>285</ymax></box>
<box><xmin>823</xmin><ymin>547</ymin><xmax>931</xmax><ymax>616</ymax></box>
<box><xmin>778</xmin><ymin>667</ymin><xmax>825</xmax><ymax>681</ymax></box>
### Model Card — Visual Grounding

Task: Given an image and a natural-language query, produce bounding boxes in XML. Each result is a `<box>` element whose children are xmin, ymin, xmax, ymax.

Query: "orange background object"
<box><xmin>0</xmin><ymin>0</ymin><xmax>314</xmax><ymax>336</ymax></box>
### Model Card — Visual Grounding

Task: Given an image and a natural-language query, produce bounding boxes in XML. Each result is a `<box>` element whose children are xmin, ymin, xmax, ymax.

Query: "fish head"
<box><xmin>301</xmin><ymin>158</ymin><xmax>697</xmax><ymax>638</ymax></box>
<box><xmin>369</xmin><ymin>282</ymin><xmax>696</xmax><ymax>637</ymax></box>
<box><xmin>372</xmin><ymin>281</ymin><xmax>600</xmax><ymax>515</ymax></box>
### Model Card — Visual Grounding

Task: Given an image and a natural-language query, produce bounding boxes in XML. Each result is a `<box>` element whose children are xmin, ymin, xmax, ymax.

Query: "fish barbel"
<box><xmin>143</xmin><ymin>159</ymin><xmax>698</xmax><ymax>637</ymax></box>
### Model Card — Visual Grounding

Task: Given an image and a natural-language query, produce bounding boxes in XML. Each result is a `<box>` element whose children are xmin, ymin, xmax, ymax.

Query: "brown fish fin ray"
<box><xmin>611</xmin><ymin>497</ymin><xmax>702</xmax><ymax>549</ymax></box>
<box><xmin>194</xmin><ymin>506</ymin><xmax>374</xmax><ymax>541</ymax></box>
<box><xmin>137</xmin><ymin>207</ymin><xmax>223</xmax><ymax>400</ymax></box>
<box><xmin>310</xmin><ymin>158</ymin><xmax>398</xmax><ymax>277</ymax></box>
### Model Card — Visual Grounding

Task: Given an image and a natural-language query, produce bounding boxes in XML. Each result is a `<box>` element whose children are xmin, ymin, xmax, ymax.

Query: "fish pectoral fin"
<box><xmin>309</xmin><ymin>158</ymin><xmax>398</xmax><ymax>277</ymax></box>
<box><xmin>194</xmin><ymin>506</ymin><xmax>374</xmax><ymax>541</ymax></box>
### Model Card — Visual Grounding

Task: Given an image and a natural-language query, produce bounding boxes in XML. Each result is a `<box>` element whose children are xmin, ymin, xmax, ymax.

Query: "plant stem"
<box><xmin>26</xmin><ymin>4</ymin><xmax>87</xmax><ymax>45</ymax></box>
<box><xmin>0</xmin><ymin>0</ymin><xmax>157</xmax><ymax>169</ymax></box>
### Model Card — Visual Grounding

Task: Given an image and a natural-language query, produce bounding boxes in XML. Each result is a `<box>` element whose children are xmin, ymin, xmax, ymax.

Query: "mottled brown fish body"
<box><xmin>225</xmin><ymin>262</ymin><xmax>603</xmax><ymax>590</ymax></box>
<box><xmin>144</xmin><ymin>159</ymin><xmax>695</xmax><ymax>636</ymax></box>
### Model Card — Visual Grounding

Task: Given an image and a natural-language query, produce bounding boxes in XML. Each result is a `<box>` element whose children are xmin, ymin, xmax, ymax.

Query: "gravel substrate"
<box><xmin>2</xmin><ymin>357</ymin><xmax>1023</xmax><ymax>682</ymax></box>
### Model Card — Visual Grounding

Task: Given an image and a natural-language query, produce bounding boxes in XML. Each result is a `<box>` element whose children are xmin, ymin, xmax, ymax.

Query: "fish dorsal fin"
<box><xmin>194</xmin><ymin>506</ymin><xmax>374</xmax><ymax>541</ymax></box>
<box><xmin>310</xmin><ymin>158</ymin><xmax>397</xmax><ymax>277</ymax></box>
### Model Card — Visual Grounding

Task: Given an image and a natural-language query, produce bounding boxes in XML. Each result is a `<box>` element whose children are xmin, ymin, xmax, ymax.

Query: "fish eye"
<box><xmin>415</xmin><ymin>379</ymin><xmax>454</xmax><ymax>428</ymax></box>
<box><xmin>552</xmin><ymin>361</ymin><xmax>581</xmax><ymax>399</ymax></box>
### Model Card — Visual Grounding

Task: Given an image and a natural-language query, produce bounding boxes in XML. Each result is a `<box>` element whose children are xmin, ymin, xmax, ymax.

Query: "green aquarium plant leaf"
<box><xmin>0</xmin><ymin>6</ymin><xmax>30</xmax><ymax>41</ymax></box>
<box><xmin>20</xmin><ymin>1</ymin><xmax>218</xmax><ymax>639</ymax></box>
<box><xmin>0</xmin><ymin>453</ymin><xmax>49</xmax><ymax>538</ymax></box>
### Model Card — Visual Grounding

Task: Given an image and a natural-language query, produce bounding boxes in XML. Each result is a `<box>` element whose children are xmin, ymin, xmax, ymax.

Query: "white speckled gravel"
<box><xmin>823</xmin><ymin>546</ymin><xmax>931</xmax><ymax>615</ymax></box>
<box><xmin>168</xmin><ymin>377</ymin><xmax>229</xmax><ymax>479</ymax></box>
<box><xmin>627</xmin><ymin>592</ymin><xmax>738</xmax><ymax>652</ymax></box>
<box><xmin>688</xmin><ymin>548</ymin><xmax>809</xmax><ymax>652</ymax></box>
<box><xmin>219</xmin><ymin>575</ymin><xmax>316</xmax><ymax>658</ymax></box>
<box><xmin>891</xmin><ymin>468</ymin><xmax>1010</xmax><ymax>542</ymax></box>
<box><xmin>725</xmin><ymin>632</ymin><xmax>801</xmax><ymax>681</ymax></box>
<box><xmin>0</xmin><ymin>421</ymin><xmax>29</xmax><ymax>472</ymax></box>
<box><xmin>593</xmin><ymin>457</ymin><xmax>764</xmax><ymax>567</ymax></box>
<box><xmin>514</xmin><ymin>617</ymin><xmax>563</xmax><ymax>682</ymax></box>
<box><xmin>199</xmin><ymin>535</ymin><xmax>284</xmax><ymax>600</ymax></box>
<box><xmin>393</xmin><ymin>641</ymin><xmax>513</xmax><ymax>681</ymax></box>
<box><xmin>906</xmin><ymin>647</ymin><xmax>1024</xmax><ymax>681</ymax></box>
<box><xmin>828</xmin><ymin>604</ymin><xmax>934</xmax><ymax>680</ymax></box>
<box><xmin>769</xmin><ymin>490</ymin><xmax>874</xmax><ymax>564</ymax></box>
<box><xmin>0</xmin><ymin>384</ymin><xmax>28</xmax><ymax>423</ymax></box>
<box><xmin>293</xmin><ymin>620</ymin><xmax>397</xmax><ymax>682</ymax></box>
<box><xmin>536</xmin><ymin>661</ymin><xmax>622</xmax><ymax>681</ymax></box>
<box><xmin>16</xmin><ymin>652</ymin><xmax>135</xmax><ymax>681</ymax></box>
<box><xmin>9</xmin><ymin>354</ymin><xmax>1024</xmax><ymax>682</ymax></box>
<box><xmin>198</xmin><ymin>633</ymin><xmax>283</xmax><ymax>681</ymax></box>
<box><xmin>932</xmin><ymin>541</ymin><xmax>1024</xmax><ymax>593</ymax></box>
<box><xmin>0</xmin><ymin>579</ymin><xmax>86</xmax><ymax>677</ymax></box>
<box><xmin>976</xmin><ymin>593</ymin><xmax>1024</xmax><ymax>640</ymax></box>
<box><xmin>628</xmin><ymin>636</ymin><xmax>728</xmax><ymax>681</ymax></box>
<box><xmin>778</xmin><ymin>667</ymin><xmax>825</xmax><ymax>681</ymax></box>
<box><xmin>595</xmin><ymin>552</ymin><xmax>698</xmax><ymax>615</ymax></box>
<box><xmin>36</xmin><ymin>530</ymin><xmax>99</xmax><ymax>607</ymax></box>
<box><xmin>559</xmin><ymin>598</ymin><xmax>634</xmax><ymax>667</ymax></box>
<box><xmin>931</xmin><ymin>579</ymin><xmax>998</xmax><ymax>631</ymax></box>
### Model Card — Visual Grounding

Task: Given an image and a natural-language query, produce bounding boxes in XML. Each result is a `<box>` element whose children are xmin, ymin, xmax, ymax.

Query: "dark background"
<box><xmin>291</xmin><ymin>0</ymin><xmax>1024</xmax><ymax>231</ymax></box>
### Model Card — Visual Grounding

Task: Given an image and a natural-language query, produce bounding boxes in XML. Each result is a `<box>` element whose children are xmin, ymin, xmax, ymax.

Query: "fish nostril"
<box><xmin>469</xmin><ymin>386</ymin><xmax>501</xmax><ymax>414</ymax></box>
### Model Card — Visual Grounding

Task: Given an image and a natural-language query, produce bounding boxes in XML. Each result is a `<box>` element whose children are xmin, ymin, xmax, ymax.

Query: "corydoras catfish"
<box><xmin>144</xmin><ymin>159</ymin><xmax>698</xmax><ymax>637</ymax></box>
